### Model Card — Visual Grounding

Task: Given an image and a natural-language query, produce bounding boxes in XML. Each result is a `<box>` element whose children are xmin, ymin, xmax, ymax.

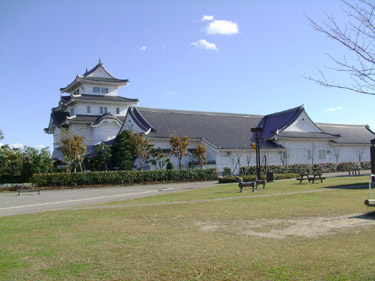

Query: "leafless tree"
<box><xmin>355</xmin><ymin>145</ymin><xmax>367</xmax><ymax>163</ymax></box>
<box><xmin>331</xmin><ymin>145</ymin><xmax>341</xmax><ymax>164</ymax></box>
<box><xmin>307</xmin><ymin>0</ymin><xmax>375</xmax><ymax>95</ymax></box>
<box><xmin>279</xmin><ymin>149</ymin><xmax>290</xmax><ymax>166</ymax></box>
<box><xmin>245</xmin><ymin>150</ymin><xmax>253</xmax><ymax>167</ymax></box>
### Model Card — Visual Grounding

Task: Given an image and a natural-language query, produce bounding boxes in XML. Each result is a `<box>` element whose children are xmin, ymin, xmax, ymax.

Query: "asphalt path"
<box><xmin>0</xmin><ymin>181</ymin><xmax>218</xmax><ymax>217</ymax></box>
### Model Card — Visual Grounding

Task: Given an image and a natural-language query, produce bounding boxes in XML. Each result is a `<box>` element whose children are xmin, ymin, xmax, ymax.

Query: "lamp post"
<box><xmin>371</xmin><ymin>139</ymin><xmax>375</xmax><ymax>183</ymax></box>
<box><xmin>251</xmin><ymin>127</ymin><xmax>263</xmax><ymax>181</ymax></box>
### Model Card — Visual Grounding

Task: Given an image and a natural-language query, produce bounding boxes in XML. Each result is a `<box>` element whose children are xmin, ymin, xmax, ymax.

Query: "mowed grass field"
<box><xmin>1</xmin><ymin>176</ymin><xmax>375</xmax><ymax>280</ymax></box>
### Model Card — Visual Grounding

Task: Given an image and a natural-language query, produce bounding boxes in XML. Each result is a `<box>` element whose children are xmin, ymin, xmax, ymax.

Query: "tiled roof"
<box><xmin>133</xmin><ymin>107</ymin><xmax>266</xmax><ymax>149</ymax></box>
<box><xmin>60</xmin><ymin>61</ymin><xmax>129</xmax><ymax>92</ymax></box>
<box><xmin>127</xmin><ymin>106</ymin><xmax>374</xmax><ymax>149</ymax></box>
<box><xmin>58</xmin><ymin>94</ymin><xmax>138</xmax><ymax>105</ymax></box>
<box><xmin>317</xmin><ymin>123</ymin><xmax>375</xmax><ymax>144</ymax></box>
<box><xmin>276</xmin><ymin>131</ymin><xmax>339</xmax><ymax>139</ymax></box>
<box><xmin>50</xmin><ymin>112</ymin><xmax>125</xmax><ymax>127</ymax></box>
<box><xmin>79</xmin><ymin>77</ymin><xmax>129</xmax><ymax>84</ymax></box>
<box><xmin>51</xmin><ymin>111</ymin><xmax>69</xmax><ymax>126</ymax></box>
<box><xmin>67</xmin><ymin>114</ymin><xmax>125</xmax><ymax>124</ymax></box>
<box><xmin>74</xmin><ymin>94</ymin><xmax>138</xmax><ymax>103</ymax></box>
<box><xmin>256</xmin><ymin>106</ymin><xmax>305</xmax><ymax>139</ymax></box>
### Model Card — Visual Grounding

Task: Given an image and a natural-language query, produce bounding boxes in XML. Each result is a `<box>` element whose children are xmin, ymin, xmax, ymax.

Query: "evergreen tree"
<box><xmin>111</xmin><ymin>130</ymin><xmax>136</xmax><ymax>170</ymax></box>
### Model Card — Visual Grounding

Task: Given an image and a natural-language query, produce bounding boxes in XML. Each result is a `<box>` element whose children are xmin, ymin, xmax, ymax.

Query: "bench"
<box><xmin>297</xmin><ymin>173</ymin><xmax>326</xmax><ymax>184</ymax></box>
<box><xmin>17</xmin><ymin>188</ymin><xmax>41</xmax><ymax>196</ymax></box>
<box><xmin>236</xmin><ymin>177</ymin><xmax>255</xmax><ymax>192</ymax></box>
<box><xmin>255</xmin><ymin>180</ymin><xmax>266</xmax><ymax>189</ymax></box>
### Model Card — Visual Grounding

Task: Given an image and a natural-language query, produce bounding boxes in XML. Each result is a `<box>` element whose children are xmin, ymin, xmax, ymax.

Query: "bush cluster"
<box><xmin>240</xmin><ymin>161</ymin><xmax>371</xmax><ymax>175</ymax></box>
<box><xmin>218</xmin><ymin>173</ymin><xmax>299</xmax><ymax>183</ymax></box>
<box><xmin>31</xmin><ymin>168</ymin><xmax>219</xmax><ymax>187</ymax></box>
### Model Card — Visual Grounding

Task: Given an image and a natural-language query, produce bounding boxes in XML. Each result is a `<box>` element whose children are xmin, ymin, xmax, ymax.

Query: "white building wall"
<box><xmin>215</xmin><ymin>149</ymin><xmax>284</xmax><ymax>175</ymax></box>
<box><xmin>277</xmin><ymin>139</ymin><xmax>370</xmax><ymax>165</ymax></box>
<box><xmin>330</xmin><ymin>144</ymin><xmax>370</xmax><ymax>163</ymax></box>
<box><xmin>90</xmin><ymin>122</ymin><xmax>122</xmax><ymax>145</ymax></box>
<box><xmin>284</xmin><ymin>111</ymin><xmax>322</xmax><ymax>133</ymax></box>
<box><xmin>71</xmin><ymin>103</ymin><xmax>128</xmax><ymax>116</ymax></box>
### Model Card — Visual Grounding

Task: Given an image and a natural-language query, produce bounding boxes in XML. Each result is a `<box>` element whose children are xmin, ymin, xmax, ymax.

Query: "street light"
<box><xmin>371</xmin><ymin>139</ymin><xmax>375</xmax><ymax>183</ymax></box>
<box><xmin>251</xmin><ymin>127</ymin><xmax>263</xmax><ymax>181</ymax></box>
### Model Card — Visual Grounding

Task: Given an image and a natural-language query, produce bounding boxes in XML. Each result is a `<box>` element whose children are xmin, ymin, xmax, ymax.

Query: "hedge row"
<box><xmin>218</xmin><ymin>173</ymin><xmax>299</xmax><ymax>183</ymax></box>
<box><xmin>240</xmin><ymin>162</ymin><xmax>371</xmax><ymax>175</ymax></box>
<box><xmin>31</xmin><ymin>168</ymin><xmax>219</xmax><ymax>187</ymax></box>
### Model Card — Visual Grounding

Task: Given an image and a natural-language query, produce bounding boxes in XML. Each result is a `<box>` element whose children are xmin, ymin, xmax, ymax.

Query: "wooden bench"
<box><xmin>255</xmin><ymin>180</ymin><xmax>266</xmax><ymax>189</ymax></box>
<box><xmin>17</xmin><ymin>188</ymin><xmax>41</xmax><ymax>196</ymax></box>
<box><xmin>236</xmin><ymin>177</ymin><xmax>255</xmax><ymax>192</ymax></box>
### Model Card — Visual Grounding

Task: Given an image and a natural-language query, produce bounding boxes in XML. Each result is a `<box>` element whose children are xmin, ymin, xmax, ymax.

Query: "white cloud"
<box><xmin>202</xmin><ymin>15</ymin><xmax>214</xmax><ymax>21</ymax></box>
<box><xmin>36</xmin><ymin>144</ymin><xmax>47</xmax><ymax>150</ymax></box>
<box><xmin>190</xmin><ymin>39</ymin><xmax>218</xmax><ymax>51</ymax></box>
<box><xmin>139</xmin><ymin>46</ymin><xmax>147</xmax><ymax>51</ymax></box>
<box><xmin>0</xmin><ymin>143</ymin><xmax>3</xmax><ymax>147</ymax></box>
<box><xmin>325</xmin><ymin>106</ymin><xmax>343</xmax><ymax>112</ymax></box>
<box><xmin>10</xmin><ymin>143</ymin><xmax>24</xmax><ymax>149</ymax></box>
<box><xmin>206</xmin><ymin>20</ymin><xmax>239</xmax><ymax>35</ymax></box>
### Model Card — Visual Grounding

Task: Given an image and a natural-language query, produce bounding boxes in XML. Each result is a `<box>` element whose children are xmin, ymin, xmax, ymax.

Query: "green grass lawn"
<box><xmin>1</xmin><ymin>176</ymin><xmax>375</xmax><ymax>280</ymax></box>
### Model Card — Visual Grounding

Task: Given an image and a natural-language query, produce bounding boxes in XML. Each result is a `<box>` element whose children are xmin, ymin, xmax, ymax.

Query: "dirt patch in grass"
<box><xmin>194</xmin><ymin>212</ymin><xmax>375</xmax><ymax>239</ymax></box>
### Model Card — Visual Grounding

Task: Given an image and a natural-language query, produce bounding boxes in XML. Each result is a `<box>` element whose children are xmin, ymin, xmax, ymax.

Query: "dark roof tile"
<box><xmin>318</xmin><ymin>123</ymin><xmax>375</xmax><ymax>144</ymax></box>
<box><xmin>134</xmin><ymin>107</ymin><xmax>263</xmax><ymax>149</ymax></box>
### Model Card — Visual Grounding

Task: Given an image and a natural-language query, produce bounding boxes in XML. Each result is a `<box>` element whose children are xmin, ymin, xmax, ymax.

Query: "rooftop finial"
<box><xmin>98</xmin><ymin>58</ymin><xmax>102</xmax><ymax>65</ymax></box>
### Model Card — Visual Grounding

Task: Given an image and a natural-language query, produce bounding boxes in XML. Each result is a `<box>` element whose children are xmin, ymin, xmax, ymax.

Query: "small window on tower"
<box><xmin>70</xmin><ymin>108</ymin><xmax>74</xmax><ymax>116</ymax></box>
<box><xmin>100</xmin><ymin>107</ymin><xmax>103</xmax><ymax>114</ymax></box>
<box><xmin>116</xmin><ymin>108</ymin><xmax>120</xmax><ymax>114</ymax></box>
<box><xmin>101</xmin><ymin>88</ymin><xmax>108</xmax><ymax>94</ymax></box>
<box><xmin>93</xmin><ymin>87</ymin><xmax>100</xmax><ymax>93</ymax></box>
<box><xmin>87</xmin><ymin>106</ymin><xmax>91</xmax><ymax>113</ymax></box>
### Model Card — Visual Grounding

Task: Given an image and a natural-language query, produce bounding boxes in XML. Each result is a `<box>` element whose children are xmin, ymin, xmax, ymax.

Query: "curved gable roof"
<box><xmin>256</xmin><ymin>106</ymin><xmax>304</xmax><ymax>139</ymax></box>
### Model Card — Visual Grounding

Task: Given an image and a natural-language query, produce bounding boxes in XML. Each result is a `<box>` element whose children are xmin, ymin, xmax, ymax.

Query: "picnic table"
<box><xmin>297</xmin><ymin>173</ymin><xmax>326</xmax><ymax>184</ymax></box>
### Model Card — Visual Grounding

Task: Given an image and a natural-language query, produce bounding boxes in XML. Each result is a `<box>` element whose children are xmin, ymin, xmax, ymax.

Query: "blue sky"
<box><xmin>0</xmin><ymin>0</ymin><xmax>374</xmax><ymax>150</ymax></box>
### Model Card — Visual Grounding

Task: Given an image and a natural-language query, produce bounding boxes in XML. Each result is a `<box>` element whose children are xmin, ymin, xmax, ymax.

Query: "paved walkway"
<box><xmin>0</xmin><ymin>181</ymin><xmax>218</xmax><ymax>217</ymax></box>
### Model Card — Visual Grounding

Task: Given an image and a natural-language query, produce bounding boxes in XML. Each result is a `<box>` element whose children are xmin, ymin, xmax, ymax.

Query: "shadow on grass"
<box><xmin>322</xmin><ymin>183</ymin><xmax>369</xmax><ymax>190</ymax></box>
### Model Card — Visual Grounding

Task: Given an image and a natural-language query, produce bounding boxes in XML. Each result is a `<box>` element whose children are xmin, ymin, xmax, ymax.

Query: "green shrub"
<box><xmin>223</xmin><ymin>167</ymin><xmax>231</xmax><ymax>176</ymax></box>
<box><xmin>241</xmin><ymin>162</ymin><xmax>370</xmax><ymax>175</ymax></box>
<box><xmin>218</xmin><ymin>173</ymin><xmax>298</xmax><ymax>183</ymax></box>
<box><xmin>31</xmin><ymin>168</ymin><xmax>219</xmax><ymax>187</ymax></box>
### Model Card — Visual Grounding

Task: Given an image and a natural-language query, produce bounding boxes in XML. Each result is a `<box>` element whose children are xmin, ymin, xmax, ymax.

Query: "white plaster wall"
<box><xmin>284</xmin><ymin>111</ymin><xmax>322</xmax><ymax>133</ymax></box>
<box><xmin>121</xmin><ymin>114</ymin><xmax>146</xmax><ymax>134</ymax></box>
<box><xmin>329</xmin><ymin>144</ymin><xmax>371</xmax><ymax>163</ymax></box>
<box><xmin>87</xmin><ymin>66</ymin><xmax>112</xmax><ymax>79</ymax></box>
<box><xmin>73</xmin><ymin>103</ymin><xmax>128</xmax><ymax>116</ymax></box>
<box><xmin>215</xmin><ymin>149</ymin><xmax>283</xmax><ymax>175</ymax></box>
<box><xmin>90</xmin><ymin>122</ymin><xmax>121</xmax><ymax>145</ymax></box>
<box><xmin>276</xmin><ymin>139</ymin><xmax>371</xmax><ymax>164</ymax></box>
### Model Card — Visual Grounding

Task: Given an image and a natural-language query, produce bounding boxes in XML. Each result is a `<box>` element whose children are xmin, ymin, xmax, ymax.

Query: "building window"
<box><xmin>70</xmin><ymin>108</ymin><xmax>74</xmax><ymax>116</ymax></box>
<box><xmin>87</xmin><ymin>106</ymin><xmax>91</xmax><ymax>113</ymax></box>
<box><xmin>100</xmin><ymin>107</ymin><xmax>108</xmax><ymax>114</ymax></box>
<box><xmin>93</xmin><ymin>87</ymin><xmax>100</xmax><ymax>93</ymax></box>
<box><xmin>101</xmin><ymin>88</ymin><xmax>108</xmax><ymax>94</ymax></box>
<box><xmin>116</xmin><ymin>107</ymin><xmax>120</xmax><ymax>114</ymax></box>
<box><xmin>73</xmin><ymin>89</ymin><xmax>79</xmax><ymax>95</ymax></box>
<box><xmin>318</xmin><ymin>150</ymin><xmax>326</xmax><ymax>160</ymax></box>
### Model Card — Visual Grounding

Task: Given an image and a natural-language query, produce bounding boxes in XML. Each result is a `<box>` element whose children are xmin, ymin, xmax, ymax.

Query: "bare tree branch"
<box><xmin>306</xmin><ymin>0</ymin><xmax>375</xmax><ymax>95</ymax></box>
